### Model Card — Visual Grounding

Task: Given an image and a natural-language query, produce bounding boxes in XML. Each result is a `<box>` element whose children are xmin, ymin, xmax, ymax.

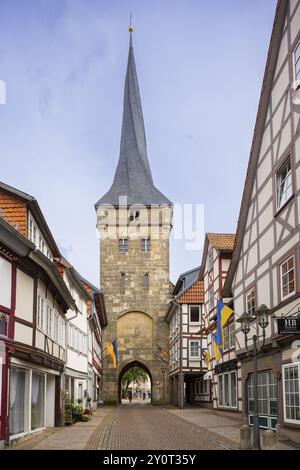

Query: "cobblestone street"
<box><xmin>10</xmin><ymin>403</ymin><xmax>297</xmax><ymax>451</ymax></box>
<box><xmin>85</xmin><ymin>404</ymin><xmax>236</xmax><ymax>450</ymax></box>
<box><xmin>11</xmin><ymin>404</ymin><xmax>237</xmax><ymax>451</ymax></box>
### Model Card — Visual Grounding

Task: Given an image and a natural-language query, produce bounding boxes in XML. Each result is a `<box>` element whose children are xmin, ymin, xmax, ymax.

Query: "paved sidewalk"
<box><xmin>10</xmin><ymin>407</ymin><xmax>112</xmax><ymax>450</ymax></box>
<box><xmin>167</xmin><ymin>406</ymin><xmax>297</xmax><ymax>451</ymax></box>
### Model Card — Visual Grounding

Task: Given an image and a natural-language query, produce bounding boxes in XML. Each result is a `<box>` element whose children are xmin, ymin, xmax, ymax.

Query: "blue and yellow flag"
<box><xmin>107</xmin><ymin>340</ymin><xmax>118</xmax><ymax>368</ymax></box>
<box><xmin>216</xmin><ymin>300</ymin><xmax>234</xmax><ymax>352</ymax></box>
<box><xmin>213</xmin><ymin>334</ymin><xmax>222</xmax><ymax>363</ymax></box>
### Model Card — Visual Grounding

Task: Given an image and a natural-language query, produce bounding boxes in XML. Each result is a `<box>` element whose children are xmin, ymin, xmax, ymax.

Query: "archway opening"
<box><xmin>118</xmin><ymin>361</ymin><xmax>153</xmax><ymax>405</ymax></box>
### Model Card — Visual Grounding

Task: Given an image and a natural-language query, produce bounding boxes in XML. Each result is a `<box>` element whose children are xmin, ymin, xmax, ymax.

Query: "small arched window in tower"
<box><xmin>141</xmin><ymin>238</ymin><xmax>151</xmax><ymax>253</ymax></box>
<box><xmin>120</xmin><ymin>272</ymin><xmax>125</xmax><ymax>289</ymax></box>
<box><xmin>144</xmin><ymin>273</ymin><xmax>149</xmax><ymax>289</ymax></box>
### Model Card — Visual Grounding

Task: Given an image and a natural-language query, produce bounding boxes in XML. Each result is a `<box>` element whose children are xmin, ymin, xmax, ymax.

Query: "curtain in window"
<box><xmin>31</xmin><ymin>372</ymin><xmax>45</xmax><ymax>430</ymax></box>
<box><xmin>9</xmin><ymin>367</ymin><xmax>26</xmax><ymax>435</ymax></box>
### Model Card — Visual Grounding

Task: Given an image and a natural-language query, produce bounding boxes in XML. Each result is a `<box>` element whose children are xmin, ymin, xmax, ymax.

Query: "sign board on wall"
<box><xmin>277</xmin><ymin>318</ymin><xmax>300</xmax><ymax>334</ymax></box>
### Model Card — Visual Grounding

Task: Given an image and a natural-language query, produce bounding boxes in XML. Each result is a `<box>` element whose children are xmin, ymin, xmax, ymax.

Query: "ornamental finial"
<box><xmin>128</xmin><ymin>13</ymin><xmax>133</xmax><ymax>33</ymax></box>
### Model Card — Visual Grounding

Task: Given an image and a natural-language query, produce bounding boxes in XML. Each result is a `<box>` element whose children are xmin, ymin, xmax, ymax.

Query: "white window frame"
<box><xmin>208</xmin><ymin>288</ymin><xmax>214</xmax><ymax>311</ymax></box>
<box><xmin>276</xmin><ymin>158</ymin><xmax>293</xmax><ymax>211</ymax></box>
<box><xmin>293</xmin><ymin>41</ymin><xmax>300</xmax><ymax>89</ymax></box>
<box><xmin>9</xmin><ymin>365</ymin><xmax>47</xmax><ymax>440</ymax></box>
<box><xmin>189</xmin><ymin>340</ymin><xmax>201</xmax><ymax>360</ymax></box>
<box><xmin>207</xmin><ymin>247</ymin><xmax>213</xmax><ymax>271</ymax></box>
<box><xmin>282</xmin><ymin>362</ymin><xmax>300</xmax><ymax>425</ymax></box>
<box><xmin>246</xmin><ymin>287</ymin><xmax>255</xmax><ymax>317</ymax></box>
<box><xmin>46</xmin><ymin>305</ymin><xmax>52</xmax><ymax>337</ymax></box>
<box><xmin>280</xmin><ymin>254</ymin><xmax>296</xmax><ymax>301</ymax></box>
<box><xmin>189</xmin><ymin>305</ymin><xmax>201</xmax><ymax>325</ymax></box>
<box><xmin>218</xmin><ymin>371</ymin><xmax>237</xmax><ymax>409</ymax></box>
<box><xmin>0</xmin><ymin>256</ymin><xmax>12</xmax><ymax>310</ymax></box>
<box><xmin>37</xmin><ymin>293</ymin><xmax>45</xmax><ymax>331</ymax></box>
<box><xmin>223</xmin><ymin>322</ymin><xmax>235</xmax><ymax>352</ymax></box>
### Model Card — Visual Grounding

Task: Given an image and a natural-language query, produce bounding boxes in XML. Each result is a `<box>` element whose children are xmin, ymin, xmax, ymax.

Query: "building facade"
<box><xmin>223</xmin><ymin>0</ymin><xmax>300</xmax><ymax>443</ymax></box>
<box><xmin>199</xmin><ymin>233</ymin><xmax>242</xmax><ymax>414</ymax></box>
<box><xmin>0</xmin><ymin>212</ymin><xmax>74</xmax><ymax>447</ymax></box>
<box><xmin>95</xmin><ymin>32</ymin><xmax>173</xmax><ymax>405</ymax></box>
<box><xmin>0</xmin><ymin>182</ymin><xmax>105</xmax><ymax>446</ymax></box>
<box><xmin>166</xmin><ymin>268</ymin><xmax>206</xmax><ymax>407</ymax></box>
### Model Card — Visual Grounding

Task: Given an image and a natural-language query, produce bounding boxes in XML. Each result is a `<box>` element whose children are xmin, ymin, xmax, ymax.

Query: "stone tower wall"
<box><xmin>97</xmin><ymin>206</ymin><xmax>172</xmax><ymax>405</ymax></box>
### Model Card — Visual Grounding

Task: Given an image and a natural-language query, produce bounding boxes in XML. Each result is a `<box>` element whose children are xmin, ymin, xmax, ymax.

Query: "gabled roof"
<box><xmin>173</xmin><ymin>266</ymin><xmax>200</xmax><ymax>296</ymax></box>
<box><xmin>199</xmin><ymin>233</ymin><xmax>235</xmax><ymax>279</ymax></box>
<box><xmin>207</xmin><ymin>233</ymin><xmax>236</xmax><ymax>251</ymax></box>
<box><xmin>223</xmin><ymin>0</ymin><xmax>288</xmax><ymax>297</ymax></box>
<box><xmin>0</xmin><ymin>181</ymin><xmax>61</xmax><ymax>257</ymax></box>
<box><xmin>95</xmin><ymin>33</ymin><xmax>172</xmax><ymax>208</ymax></box>
<box><xmin>0</xmin><ymin>217</ymin><xmax>75</xmax><ymax>310</ymax></box>
<box><xmin>165</xmin><ymin>274</ymin><xmax>203</xmax><ymax>321</ymax></box>
<box><xmin>176</xmin><ymin>279</ymin><xmax>204</xmax><ymax>305</ymax></box>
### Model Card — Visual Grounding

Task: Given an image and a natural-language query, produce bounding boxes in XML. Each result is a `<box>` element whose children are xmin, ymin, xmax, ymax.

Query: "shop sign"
<box><xmin>277</xmin><ymin>318</ymin><xmax>300</xmax><ymax>334</ymax></box>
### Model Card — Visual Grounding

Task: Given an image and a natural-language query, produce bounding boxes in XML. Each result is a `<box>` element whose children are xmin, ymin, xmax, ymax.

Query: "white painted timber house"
<box><xmin>223</xmin><ymin>0</ymin><xmax>300</xmax><ymax>443</ymax></box>
<box><xmin>166</xmin><ymin>267</ymin><xmax>205</xmax><ymax>406</ymax></box>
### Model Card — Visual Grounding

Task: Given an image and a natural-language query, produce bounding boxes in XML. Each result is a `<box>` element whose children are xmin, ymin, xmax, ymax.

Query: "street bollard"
<box><xmin>262</xmin><ymin>430</ymin><xmax>276</xmax><ymax>450</ymax></box>
<box><xmin>240</xmin><ymin>424</ymin><xmax>252</xmax><ymax>449</ymax></box>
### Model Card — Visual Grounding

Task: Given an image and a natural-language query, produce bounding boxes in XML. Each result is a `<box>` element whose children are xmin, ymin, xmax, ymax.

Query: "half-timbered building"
<box><xmin>0</xmin><ymin>215</ymin><xmax>74</xmax><ymax>447</ymax></box>
<box><xmin>76</xmin><ymin>273</ymin><xmax>107</xmax><ymax>409</ymax></box>
<box><xmin>223</xmin><ymin>0</ymin><xmax>300</xmax><ymax>443</ymax></box>
<box><xmin>199</xmin><ymin>233</ymin><xmax>242</xmax><ymax>414</ymax></box>
<box><xmin>0</xmin><ymin>181</ymin><xmax>105</xmax><ymax>445</ymax></box>
<box><xmin>166</xmin><ymin>267</ymin><xmax>205</xmax><ymax>406</ymax></box>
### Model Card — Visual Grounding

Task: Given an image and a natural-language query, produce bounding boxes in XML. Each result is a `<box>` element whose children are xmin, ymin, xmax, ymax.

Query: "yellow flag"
<box><xmin>107</xmin><ymin>343</ymin><xmax>117</xmax><ymax>368</ymax></box>
<box><xmin>205</xmin><ymin>351</ymin><xmax>210</xmax><ymax>368</ymax></box>
<box><xmin>213</xmin><ymin>335</ymin><xmax>222</xmax><ymax>363</ymax></box>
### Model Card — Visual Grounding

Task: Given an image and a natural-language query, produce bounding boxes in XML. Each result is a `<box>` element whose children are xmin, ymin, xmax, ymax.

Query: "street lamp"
<box><xmin>237</xmin><ymin>304</ymin><xmax>270</xmax><ymax>450</ymax></box>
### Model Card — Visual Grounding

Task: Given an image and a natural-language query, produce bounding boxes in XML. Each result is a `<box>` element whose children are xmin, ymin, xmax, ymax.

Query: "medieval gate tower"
<box><xmin>95</xmin><ymin>31</ymin><xmax>173</xmax><ymax>405</ymax></box>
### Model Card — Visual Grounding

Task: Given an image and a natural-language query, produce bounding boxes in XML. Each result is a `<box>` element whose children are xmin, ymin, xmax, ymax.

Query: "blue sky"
<box><xmin>0</xmin><ymin>0</ymin><xmax>276</xmax><ymax>285</ymax></box>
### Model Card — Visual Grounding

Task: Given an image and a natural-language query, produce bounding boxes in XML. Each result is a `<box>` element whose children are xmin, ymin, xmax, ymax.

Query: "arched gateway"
<box><xmin>95</xmin><ymin>31</ymin><xmax>173</xmax><ymax>405</ymax></box>
<box><xmin>118</xmin><ymin>361</ymin><xmax>153</xmax><ymax>404</ymax></box>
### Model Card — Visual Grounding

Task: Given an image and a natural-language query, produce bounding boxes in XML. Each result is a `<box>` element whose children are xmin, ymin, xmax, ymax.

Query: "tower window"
<box><xmin>141</xmin><ymin>238</ymin><xmax>151</xmax><ymax>253</ymax></box>
<box><xmin>120</xmin><ymin>272</ymin><xmax>125</xmax><ymax>289</ymax></box>
<box><xmin>144</xmin><ymin>273</ymin><xmax>149</xmax><ymax>289</ymax></box>
<box><xmin>119</xmin><ymin>238</ymin><xmax>128</xmax><ymax>253</ymax></box>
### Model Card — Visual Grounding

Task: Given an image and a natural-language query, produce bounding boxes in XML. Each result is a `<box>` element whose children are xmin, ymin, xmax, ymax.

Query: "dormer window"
<box><xmin>129</xmin><ymin>211</ymin><xmax>140</xmax><ymax>221</ymax></box>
